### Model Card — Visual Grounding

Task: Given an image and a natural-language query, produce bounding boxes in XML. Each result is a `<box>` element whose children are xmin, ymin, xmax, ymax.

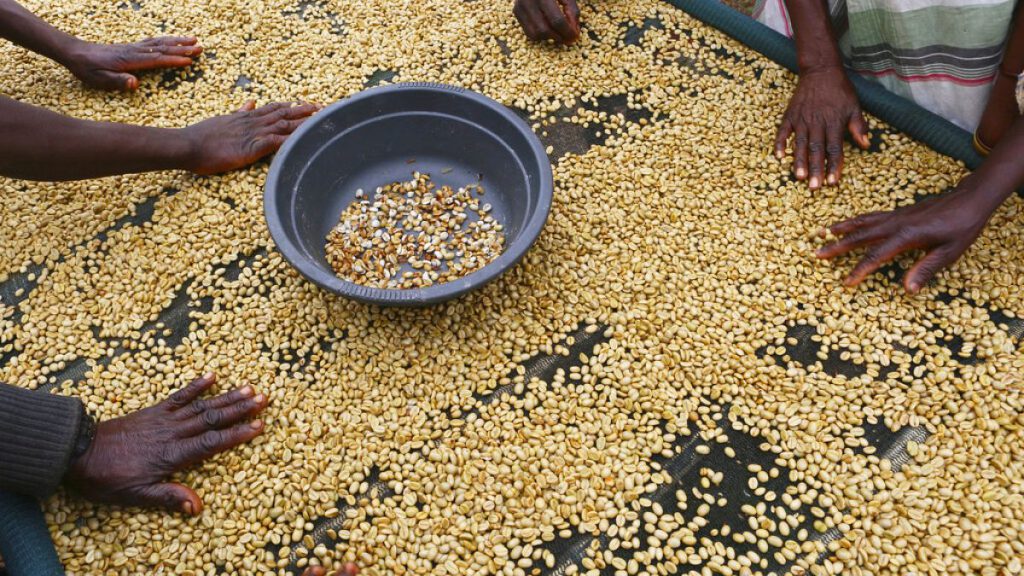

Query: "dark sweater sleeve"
<box><xmin>0</xmin><ymin>383</ymin><xmax>84</xmax><ymax>497</ymax></box>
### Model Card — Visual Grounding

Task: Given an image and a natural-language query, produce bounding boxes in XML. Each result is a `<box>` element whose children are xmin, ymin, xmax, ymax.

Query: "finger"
<box><xmin>827</xmin><ymin>211</ymin><xmax>887</xmax><ymax>236</ymax></box>
<box><xmin>562</xmin><ymin>0</ymin><xmax>581</xmax><ymax>28</ymax></box>
<box><xmin>825</xmin><ymin>122</ymin><xmax>844</xmax><ymax>186</ymax></box>
<box><xmin>259</xmin><ymin>103</ymin><xmax>319</xmax><ymax>125</ymax></box>
<box><xmin>844</xmin><ymin>237</ymin><xmax>913</xmax><ymax>287</ymax></box>
<box><xmin>279</xmin><ymin>102</ymin><xmax>320</xmax><ymax>120</ymax></box>
<box><xmin>204</xmin><ymin>386</ymin><xmax>255</xmax><ymax>410</ymax></box>
<box><xmin>774</xmin><ymin>118</ymin><xmax>793</xmax><ymax>159</ymax></box>
<box><xmin>251</xmin><ymin>133</ymin><xmax>290</xmax><ymax>158</ymax></box>
<box><xmin>848</xmin><ymin>110</ymin><xmax>870</xmax><ymax>149</ymax></box>
<box><xmin>538</xmin><ymin>0</ymin><xmax>577</xmax><ymax>42</ymax></box>
<box><xmin>517</xmin><ymin>1</ymin><xmax>555</xmax><ymax>41</ymax></box>
<box><xmin>264</xmin><ymin>118</ymin><xmax>309</xmax><ymax>136</ymax></box>
<box><xmin>253</xmin><ymin>101</ymin><xmax>295</xmax><ymax>116</ymax></box>
<box><xmin>338</xmin><ymin>563</ymin><xmax>360</xmax><ymax>576</ymax></box>
<box><xmin>816</xmin><ymin>226</ymin><xmax>886</xmax><ymax>259</ymax></box>
<box><xmin>179</xmin><ymin>420</ymin><xmax>265</xmax><ymax>467</ymax></box>
<box><xmin>143</xmin><ymin>36</ymin><xmax>199</xmax><ymax>47</ymax></box>
<box><xmin>152</xmin><ymin>44</ymin><xmax>202</xmax><ymax>58</ymax></box>
<box><xmin>904</xmin><ymin>247</ymin><xmax>956</xmax><ymax>293</ymax></box>
<box><xmin>807</xmin><ymin>123</ymin><xmax>826</xmax><ymax>189</ymax></box>
<box><xmin>513</xmin><ymin>2</ymin><xmax>530</xmax><ymax>33</ymax></box>
<box><xmin>89</xmin><ymin>70</ymin><xmax>139</xmax><ymax>92</ymax></box>
<box><xmin>124</xmin><ymin>52</ymin><xmax>195</xmax><ymax>71</ymax></box>
<box><xmin>556</xmin><ymin>0</ymin><xmax>583</xmax><ymax>42</ymax></box>
<box><xmin>180</xmin><ymin>393</ymin><xmax>267</xmax><ymax>437</ymax></box>
<box><xmin>301</xmin><ymin>568</ymin><xmax>327</xmax><ymax>576</ymax></box>
<box><xmin>134</xmin><ymin>482</ymin><xmax>203</xmax><ymax>516</ymax></box>
<box><xmin>164</xmin><ymin>373</ymin><xmax>217</xmax><ymax>410</ymax></box>
<box><xmin>237</xmin><ymin>100</ymin><xmax>257</xmax><ymax>113</ymax></box>
<box><xmin>793</xmin><ymin>125</ymin><xmax>809</xmax><ymax>181</ymax></box>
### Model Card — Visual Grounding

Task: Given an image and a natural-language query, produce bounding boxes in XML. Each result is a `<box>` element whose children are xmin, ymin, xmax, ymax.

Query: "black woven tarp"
<box><xmin>1</xmin><ymin>3</ymin><xmax>1021</xmax><ymax>576</ymax></box>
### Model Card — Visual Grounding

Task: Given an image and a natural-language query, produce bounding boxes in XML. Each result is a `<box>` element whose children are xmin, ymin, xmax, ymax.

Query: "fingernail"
<box><xmin>827</xmin><ymin>174</ymin><xmax>837</xmax><ymax>185</ymax></box>
<box><xmin>239</xmin><ymin>386</ymin><xmax>254</xmax><ymax>398</ymax></box>
<box><xmin>795</xmin><ymin>168</ymin><xmax>806</xmax><ymax>179</ymax></box>
<box><xmin>202</xmin><ymin>371</ymin><xmax>216</xmax><ymax>381</ymax></box>
<box><xmin>183</xmin><ymin>501</ymin><xmax>194</xmax><ymax>515</ymax></box>
<box><xmin>809</xmin><ymin>176</ymin><xmax>820</xmax><ymax>188</ymax></box>
<box><xmin>909</xmin><ymin>282</ymin><xmax>920</xmax><ymax>293</ymax></box>
<box><xmin>254</xmin><ymin>393</ymin><xmax>266</xmax><ymax>404</ymax></box>
<box><xmin>774</xmin><ymin>150</ymin><xmax>783</xmax><ymax>159</ymax></box>
<box><xmin>250</xmin><ymin>419</ymin><xmax>264</xmax><ymax>429</ymax></box>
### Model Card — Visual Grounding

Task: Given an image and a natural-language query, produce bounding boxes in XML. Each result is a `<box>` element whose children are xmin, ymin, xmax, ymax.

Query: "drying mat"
<box><xmin>0</xmin><ymin>0</ymin><xmax>1022</xmax><ymax>575</ymax></box>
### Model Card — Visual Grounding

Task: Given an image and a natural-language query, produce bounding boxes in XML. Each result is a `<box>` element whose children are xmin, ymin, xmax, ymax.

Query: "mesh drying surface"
<box><xmin>0</xmin><ymin>1</ymin><xmax>1022</xmax><ymax>575</ymax></box>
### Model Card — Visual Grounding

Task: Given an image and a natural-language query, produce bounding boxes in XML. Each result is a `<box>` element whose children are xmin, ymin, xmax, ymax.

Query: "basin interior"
<box><xmin>287</xmin><ymin>112</ymin><xmax>533</xmax><ymax>272</ymax></box>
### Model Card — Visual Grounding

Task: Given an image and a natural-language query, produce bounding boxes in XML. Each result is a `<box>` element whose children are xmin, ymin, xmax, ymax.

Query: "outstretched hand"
<box><xmin>183</xmin><ymin>101</ymin><xmax>320</xmax><ymax>175</ymax></box>
<box><xmin>64</xmin><ymin>373</ymin><xmax>267</xmax><ymax>515</ymax></box>
<box><xmin>514</xmin><ymin>0</ymin><xmax>581</xmax><ymax>44</ymax></box>
<box><xmin>775</xmin><ymin>65</ymin><xmax>870</xmax><ymax>189</ymax></box>
<box><xmin>62</xmin><ymin>36</ymin><xmax>202</xmax><ymax>91</ymax></box>
<box><xmin>816</xmin><ymin>185</ymin><xmax>994</xmax><ymax>292</ymax></box>
<box><xmin>301</xmin><ymin>564</ymin><xmax>359</xmax><ymax>576</ymax></box>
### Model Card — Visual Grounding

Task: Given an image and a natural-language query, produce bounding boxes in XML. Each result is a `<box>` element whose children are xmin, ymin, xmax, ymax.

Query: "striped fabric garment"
<box><xmin>1018</xmin><ymin>72</ymin><xmax>1024</xmax><ymax>113</ymax></box>
<box><xmin>752</xmin><ymin>0</ymin><xmax>1017</xmax><ymax>131</ymax></box>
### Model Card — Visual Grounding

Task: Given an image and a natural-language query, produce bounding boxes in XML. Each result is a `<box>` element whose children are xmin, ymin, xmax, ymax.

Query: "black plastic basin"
<box><xmin>264</xmin><ymin>83</ymin><xmax>553</xmax><ymax>307</ymax></box>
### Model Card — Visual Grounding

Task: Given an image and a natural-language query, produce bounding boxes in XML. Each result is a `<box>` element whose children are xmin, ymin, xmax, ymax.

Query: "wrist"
<box><xmin>49</xmin><ymin>33</ymin><xmax>87</xmax><ymax>69</ymax></box>
<box><xmin>797</xmin><ymin>44</ymin><xmax>844</xmax><ymax>74</ymax></box>
<box><xmin>799</xmin><ymin>59</ymin><xmax>845</xmax><ymax>76</ymax></box>
<box><xmin>65</xmin><ymin>410</ymin><xmax>96</xmax><ymax>483</ymax></box>
<box><xmin>171</xmin><ymin>127</ymin><xmax>203</xmax><ymax>173</ymax></box>
<box><xmin>954</xmin><ymin>174</ymin><xmax>1012</xmax><ymax>221</ymax></box>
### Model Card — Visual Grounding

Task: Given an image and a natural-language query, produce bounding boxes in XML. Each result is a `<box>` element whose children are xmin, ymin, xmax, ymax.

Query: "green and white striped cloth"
<box><xmin>753</xmin><ymin>0</ymin><xmax>1018</xmax><ymax>131</ymax></box>
<box><xmin>1018</xmin><ymin>72</ymin><xmax>1024</xmax><ymax>113</ymax></box>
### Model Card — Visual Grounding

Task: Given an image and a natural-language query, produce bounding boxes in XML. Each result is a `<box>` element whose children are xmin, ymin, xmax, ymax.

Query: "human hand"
<box><xmin>301</xmin><ymin>564</ymin><xmax>359</xmax><ymax>576</ymax></box>
<box><xmin>182</xmin><ymin>101</ymin><xmax>320</xmax><ymax>175</ymax></box>
<box><xmin>64</xmin><ymin>373</ymin><xmax>267</xmax><ymax>515</ymax></box>
<box><xmin>514</xmin><ymin>0</ymin><xmax>580</xmax><ymax>44</ymax></box>
<box><xmin>61</xmin><ymin>36</ymin><xmax>202</xmax><ymax>91</ymax></box>
<box><xmin>816</xmin><ymin>184</ymin><xmax>994</xmax><ymax>292</ymax></box>
<box><xmin>775</xmin><ymin>65</ymin><xmax>870</xmax><ymax>189</ymax></box>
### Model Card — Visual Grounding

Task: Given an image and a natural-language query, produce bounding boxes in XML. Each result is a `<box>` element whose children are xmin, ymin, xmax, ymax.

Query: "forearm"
<box><xmin>0</xmin><ymin>0</ymin><xmax>81</xmax><ymax>66</ymax></box>
<box><xmin>784</xmin><ymin>0</ymin><xmax>844</xmax><ymax>71</ymax></box>
<box><xmin>0</xmin><ymin>383</ymin><xmax>84</xmax><ymax>498</ymax></box>
<box><xmin>1001</xmin><ymin>2</ymin><xmax>1024</xmax><ymax>76</ymax></box>
<box><xmin>963</xmin><ymin>117</ymin><xmax>1024</xmax><ymax>215</ymax></box>
<box><xmin>0</xmin><ymin>96</ymin><xmax>195</xmax><ymax>181</ymax></box>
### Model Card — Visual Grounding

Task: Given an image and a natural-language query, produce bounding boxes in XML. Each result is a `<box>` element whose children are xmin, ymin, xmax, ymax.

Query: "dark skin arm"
<box><xmin>774</xmin><ymin>0</ymin><xmax>870</xmax><ymax>189</ymax></box>
<box><xmin>64</xmin><ymin>374</ymin><xmax>267</xmax><ymax>515</ymax></box>
<box><xmin>817</xmin><ymin>8</ymin><xmax>1024</xmax><ymax>292</ymax></box>
<box><xmin>0</xmin><ymin>0</ymin><xmax>200</xmax><ymax>91</ymax></box>
<box><xmin>976</xmin><ymin>3</ymin><xmax>1024</xmax><ymax>147</ymax></box>
<box><xmin>817</xmin><ymin>117</ymin><xmax>1024</xmax><ymax>292</ymax></box>
<box><xmin>514</xmin><ymin>0</ymin><xmax>580</xmax><ymax>44</ymax></box>
<box><xmin>0</xmin><ymin>97</ymin><xmax>318</xmax><ymax>181</ymax></box>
